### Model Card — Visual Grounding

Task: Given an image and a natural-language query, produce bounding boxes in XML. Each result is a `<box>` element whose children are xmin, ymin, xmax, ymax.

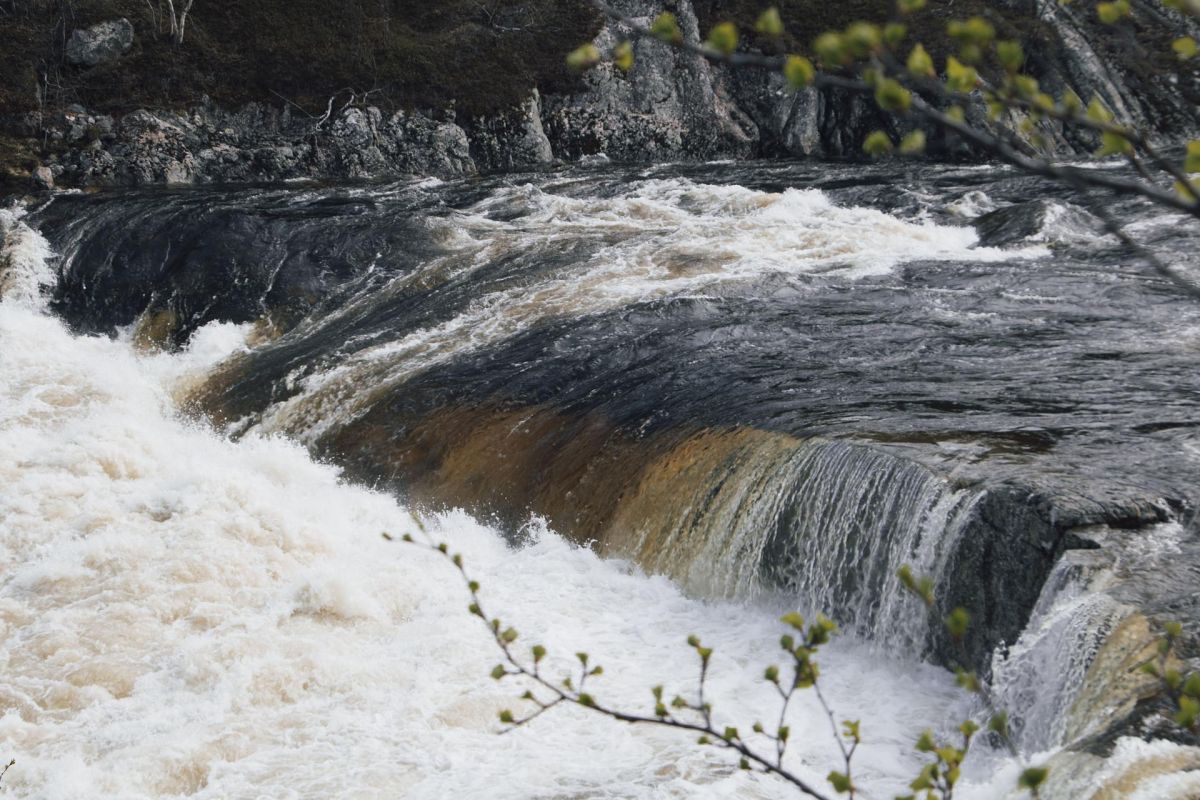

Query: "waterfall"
<box><xmin>0</xmin><ymin>204</ymin><xmax>56</xmax><ymax>310</ymax></box>
<box><xmin>603</xmin><ymin>432</ymin><xmax>979</xmax><ymax>653</ymax></box>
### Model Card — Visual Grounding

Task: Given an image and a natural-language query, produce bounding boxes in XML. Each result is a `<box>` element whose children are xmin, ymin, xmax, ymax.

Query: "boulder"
<box><xmin>32</xmin><ymin>165</ymin><xmax>54</xmax><ymax>189</ymax></box>
<box><xmin>65</xmin><ymin>19</ymin><xmax>134</xmax><ymax>68</ymax></box>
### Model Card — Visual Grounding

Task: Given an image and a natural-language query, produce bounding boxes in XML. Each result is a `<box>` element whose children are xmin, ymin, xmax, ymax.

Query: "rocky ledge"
<box><xmin>5</xmin><ymin>0</ymin><xmax>1200</xmax><ymax>190</ymax></box>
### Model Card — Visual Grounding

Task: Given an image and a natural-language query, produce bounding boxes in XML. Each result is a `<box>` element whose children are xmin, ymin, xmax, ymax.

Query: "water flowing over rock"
<box><xmin>10</xmin><ymin>154</ymin><xmax>1200</xmax><ymax>796</ymax></box>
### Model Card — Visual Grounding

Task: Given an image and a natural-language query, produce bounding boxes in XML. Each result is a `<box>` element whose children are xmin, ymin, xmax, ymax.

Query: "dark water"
<box><xmin>29</xmin><ymin>160</ymin><xmax>1200</xmax><ymax>671</ymax></box>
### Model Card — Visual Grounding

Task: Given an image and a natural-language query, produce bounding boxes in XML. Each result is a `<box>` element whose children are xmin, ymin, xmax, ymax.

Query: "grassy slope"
<box><xmin>0</xmin><ymin>0</ymin><xmax>602</xmax><ymax>116</ymax></box>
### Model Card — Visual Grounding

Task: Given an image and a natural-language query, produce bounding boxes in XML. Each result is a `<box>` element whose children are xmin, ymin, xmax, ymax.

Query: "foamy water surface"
<box><xmin>0</xmin><ymin>208</ymin><xmax>978</xmax><ymax>799</ymax></box>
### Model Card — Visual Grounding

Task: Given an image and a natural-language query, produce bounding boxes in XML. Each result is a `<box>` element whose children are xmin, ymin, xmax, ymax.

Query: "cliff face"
<box><xmin>5</xmin><ymin>0</ymin><xmax>1200</xmax><ymax>188</ymax></box>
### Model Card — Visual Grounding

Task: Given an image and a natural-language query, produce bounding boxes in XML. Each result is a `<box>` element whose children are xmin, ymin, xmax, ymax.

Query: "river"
<box><xmin>2</xmin><ymin>160</ymin><xmax>1198</xmax><ymax>798</ymax></box>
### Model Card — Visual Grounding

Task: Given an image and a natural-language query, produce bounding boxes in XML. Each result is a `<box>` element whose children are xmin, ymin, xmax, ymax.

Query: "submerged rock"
<box><xmin>973</xmin><ymin>199</ymin><xmax>1106</xmax><ymax>247</ymax></box>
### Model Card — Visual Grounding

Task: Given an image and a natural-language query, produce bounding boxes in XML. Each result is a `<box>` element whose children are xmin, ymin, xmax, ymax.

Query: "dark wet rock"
<box><xmin>466</xmin><ymin>90</ymin><xmax>555</xmax><ymax>172</ymax></box>
<box><xmin>49</xmin><ymin>101</ymin><xmax>477</xmax><ymax>186</ymax></box>
<box><xmin>933</xmin><ymin>487</ymin><xmax>1174</xmax><ymax>674</ymax></box>
<box><xmin>65</xmin><ymin>19</ymin><xmax>134</xmax><ymax>68</ymax></box>
<box><xmin>36</xmin><ymin>189</ymin><xmax>432</xmax><ymax>344</ymax></box>
<box><xmin>972</xmin><ymin>199</ymin><xmax>1106</xmax><ymax>247</ymax></box>
<box><xmin>540</xmin><ymin>0</ymin><xmax>757</xmax><ymax>162</ymax></box>
<box><xmin>974</xmin><ymin>200</ymin><xmax>1057</xmax><ymax>247</ymax></box>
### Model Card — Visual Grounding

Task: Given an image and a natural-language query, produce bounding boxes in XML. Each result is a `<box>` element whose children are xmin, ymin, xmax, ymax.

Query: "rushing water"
<box><xmin>3</xmin><ymin>159</ymin><xmax>1199</xmax><ymax>798</ymax></box>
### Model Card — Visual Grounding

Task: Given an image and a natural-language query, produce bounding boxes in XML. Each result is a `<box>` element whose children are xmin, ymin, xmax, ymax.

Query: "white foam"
<box><xmin>0</xmin><ymin>206</ymin><xmax>55</xmax><ymax>310</ymax></box>
<box><xmin>0</xmin><ymin>301</ymin><xmax>971</xmax><ymax>798</ymax></box>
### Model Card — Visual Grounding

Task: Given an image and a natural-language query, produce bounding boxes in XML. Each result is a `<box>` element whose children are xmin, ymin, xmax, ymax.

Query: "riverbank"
<box><xmin>3</xmin><ymin>0</ymin><xmax>1198</xmax><ymax>191</ymax></box>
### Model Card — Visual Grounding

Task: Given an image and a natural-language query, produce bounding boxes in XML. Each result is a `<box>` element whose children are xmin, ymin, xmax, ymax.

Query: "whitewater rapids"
<box><xmin>3</xmin><ymin>167</ymin><xmax>1196</xmax><ymax>798</ymax></box>
<box><xmin>0</xmin><ymin>206</ymin><xmax>975</xmax><ymax>799</ymax></box>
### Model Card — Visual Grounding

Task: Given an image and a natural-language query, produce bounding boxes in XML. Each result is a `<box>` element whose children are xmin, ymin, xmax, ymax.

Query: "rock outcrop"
<box><xmin>35</xmin><ymin>100</ymin><xmax>475</xmax><ymax>186</ymax></box>
<box><xmin>64</xmin><ymin>18</ymin><xmax>134</xmax><ymax>68</ymax></box>
<box><xmin>9</xmin><ymin>0</ymin><xmax>1200</xmax><ymax>188</ymax></box>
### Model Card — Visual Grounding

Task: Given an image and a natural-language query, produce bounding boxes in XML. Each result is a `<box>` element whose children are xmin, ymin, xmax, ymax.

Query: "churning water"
<box><xmin>3</xmin><ymin>160</ymin><xmax>1199</xmax><ymax>798</ymax></box>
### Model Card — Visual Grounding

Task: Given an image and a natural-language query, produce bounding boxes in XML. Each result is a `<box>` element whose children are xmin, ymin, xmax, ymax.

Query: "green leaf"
<box><xmin>902</xmin><ymin>130</ymin><xmax>926</xmax><ymax>154</ymax></box>
<box><xmin>945</xmin><ymin>607</ymin><xmax>971</xmax><ymax>639</ymax></box>
<box><xmin>707</xmin><ymin>22</ymin><xmax>739</xmax><ymax>56</ymax></box>
<box><xmin>498</xmin><ymin>709</ymin><xmax>514</xmax><ymax>723</ymax></box>
<box><xmin>783</xmin><ymin>55</ymin><xmax>816</xmax><ymax>89</ymax></box>
<box><xmin>1173</xmin><ymin>36</ymin><xmax>1198</xmax><ymax>60</ymax></box>
<box><xmin>1095</xmin><ymin>130</ymin><xmax>1133</xmax><ymax>157</ymax></box>
<box><xmin>491</xmin><ymin>664</ymin><xmax>506</xmax><ymax>680</ymax></box>
<box><xmin>814</xmin><ymin>32</ymin><xmax>846</xmax><ymax>65</ymax></box>
<box><xmin>946</xmin><ymin>56</ymin><xmax>979</xmax><ymax>93</ymax></box>
<box><xmin>907</xmin><ymin>44</ymin><xmax>935</xmax><ymax>77</ymax></box>
<box><xmin>845</xmin><ymin>22</ymin><xmax>882</xmax><ymax>57</ymax></box>
<box><xmin>532</xmin><ymin>644</ymin><xmax>546</xmax><ymax>663</ymax></box>
<box><xmin>613</xmin><ymin>41</ymin><xmax>634</xmax><ymax>73</ymax></box>
<box><xmin>1097</xmin><ymin>0</ymin><xmax>1132</xmax><ymax>24</ymax></box>
<box><xmin>989</xmin><ymin>710</ymin><xmax>1009</xmax><ymax>737</ymax></box>
<box><xmin>755</xmin><ymin>7</ymin><xmax>784</xmax><ymax>37</ymax></box>
<box><xmin>1061</xmin><ymin>89</ymin><xmax>1083</xmax><ymax>115</ymax></box>
<box><xmin>898</xmin><ymin>0</ymin><xmax>927</xmax><ymax>13</ymax></box>
<box><xmin>996</xmin><ymin>40</ymin><xmax>1024</xmax><ymax>72</ymax></box>
<box><xmin>781</xmin><ymin>611</ymin><xmax>806</xmax><ymax>631</ymax></box>
<box><xmin>1011</xmin><ymin>74</ymin><xmax>1040</xmax><ymax>99</ymax></box>
<box><xmin>1176</xmin><ymin>696</ymin><xmax>1200</xmax><ymax>729</ymax></box>
<box><xmin>884</xmin><ymin>23</ymin><xmax>907</xmax><ymax>47</ymax></box>
<box><xmin>916</xmin><ymin>729</ymin><xmax>937</xmax><ymax>752</ymax></box>
<box><xmin>1185</xmin><ymin>141</ymin><xmax>1200</xmax><ymax>173</ymax></box>
<box><xmin>828</xmin><ymin>770</ymin><xmax>853</xmax><ymax>793</ymax></box>
<box><xmin>1018</xmin><ymin>766</ymin><xmax>1049</xmax><ymax>789</ymax></box>
<box><xmin>947</xmin><ymin>17</ymin><xmax>995</xmax><ymax>46</ymax></box>
<box><xmin>650</xmin><ymin>12</ymin><xmax>681</xmax><ymax>44</ymax></box>
<box><xmin>1087</xmin><ymin>97</ymin><xmax>1114</xmax><ymax>123</ymax></box>
<box><xmin>936</xmin><ymin>746</ymin><xmax>963</xmax><ymax>766</ymax></box>
<box><xmin>566</xmin><ymin>44</ymin><xmax>601</xmax><ymax>72</ymax></box>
